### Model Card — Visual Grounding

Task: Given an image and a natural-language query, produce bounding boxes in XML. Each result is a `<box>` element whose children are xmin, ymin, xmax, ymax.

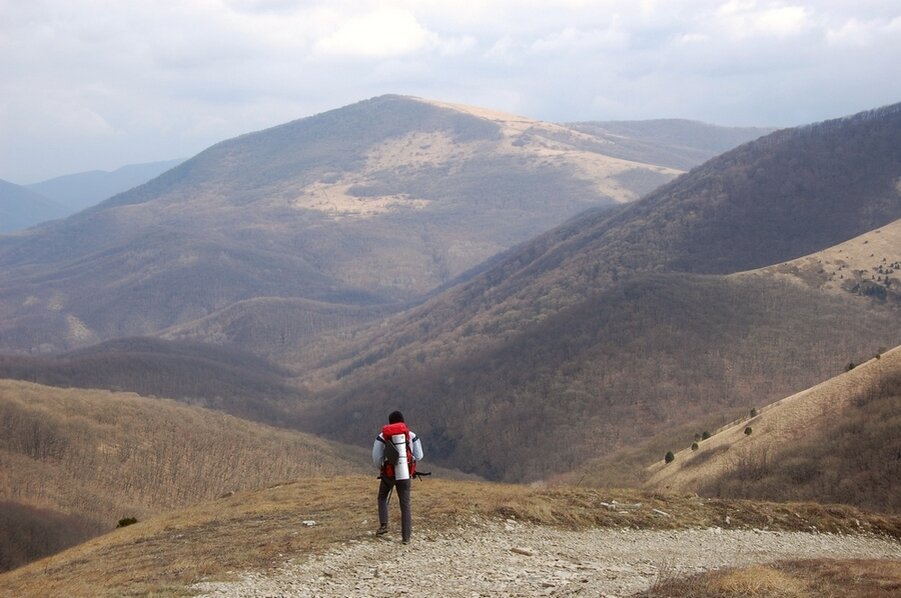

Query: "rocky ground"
<box><xmin>193</xmin><ymin>519</ymin><xmax>901</xmax><ymax>597</ymax></box>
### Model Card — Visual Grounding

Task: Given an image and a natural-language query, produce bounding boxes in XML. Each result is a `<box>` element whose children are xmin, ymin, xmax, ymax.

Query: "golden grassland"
<box><xmin>1</xmin><ymin>476</ymin><xmax>899</xmax><ymax>597</ymax></box>
<box><xmin>639</xmin><ymin>559</ymin><xmax>901</xmax><ymax>597</ymax></box>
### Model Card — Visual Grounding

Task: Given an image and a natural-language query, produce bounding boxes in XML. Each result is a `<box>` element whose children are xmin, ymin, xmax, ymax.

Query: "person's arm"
<box><xmin>372</xmin><ymin>434</ymin><xmax>385</xmax><ymax>468</ymax></box>
<box><xmin>411</xmin><ymin>432</ymin><xmax>423</xmax><ymax>461</ymax></box>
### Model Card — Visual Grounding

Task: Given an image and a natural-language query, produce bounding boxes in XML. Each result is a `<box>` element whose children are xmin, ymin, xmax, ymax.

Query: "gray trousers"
<box><xmin>377</xmin><ymin>476</ymin><xmax>412</xmax><ymax>541</ymax></box>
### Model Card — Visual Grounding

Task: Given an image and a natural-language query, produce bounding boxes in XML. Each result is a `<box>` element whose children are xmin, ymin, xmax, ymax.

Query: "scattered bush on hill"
<box><xmin>702</xmin><ymin>367</ymin><xmax>901</xmax><ymax>513</ymax></box>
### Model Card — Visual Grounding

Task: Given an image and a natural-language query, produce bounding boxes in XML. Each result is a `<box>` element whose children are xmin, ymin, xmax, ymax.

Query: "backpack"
<box><xmin>380</xmin><ymin>422</ymin><xmax>416</xmax><ymax>480</ymax></box>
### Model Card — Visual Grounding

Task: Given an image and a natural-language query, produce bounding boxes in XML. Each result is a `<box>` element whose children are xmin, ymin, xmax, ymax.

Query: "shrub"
<box><xmin>750</xmin><ymin>408</ymin><xmax>758</xmax><ymax>417</ymax></box>
<box><xmin>846</xmin><ymin>362</ymin><xmax>856</xmax><ymax>371</ymax></box>
<box><xmin>702</xmin><ymin>431</ymin><xmax>711</xmax><ymax>440</ymax></box>
<box><xmin>691</xmin><ymin>442</ymin><xmax>699</xmax><ymax>451</ymax></box>
<box><xmin>664</xmin><ymin>451</ymin><xmax>675</xmax><ymax>464</ymax></box>
<box><xmin>744</xmin><ymin>426</ymin><xmax>753</xmax><ymax>436</ymax></box>
<box><xmin>116</xmin><ymin>517</ymin><xmax>138</xmax><ymax>528</ymax></box>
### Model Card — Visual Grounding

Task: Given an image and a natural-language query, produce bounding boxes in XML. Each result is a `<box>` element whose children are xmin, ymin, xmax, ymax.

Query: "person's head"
<box><xmin>388</xmin><ymin>410</ymin><xmax>404</xmax><ymax>424</ymax></box>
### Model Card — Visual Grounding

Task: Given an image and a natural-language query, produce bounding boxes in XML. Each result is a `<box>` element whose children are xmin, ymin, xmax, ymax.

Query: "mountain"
<box><xmin>568</xmin><ymin>119</ymin><xmax>774</xmax><ymax>170</ymax></box>
<box><xmin>0</xmin><ymin>179</ymin><xmax>67</xmax><ymax>233</ymax></box>
<box><xmin>644</xmin><ymin>345</ymin><xmax>901</xmax><ymax>514</ymax></box>
<box><xmin>0</xmin><ymin>378</ymin><xmax>369</xmax><ymax>572</ymax></box>
<box><xmin>292</xmin><ymin>103</ymin><xmax>901</xmax><ymax>482</ymax></box>
<box><xmin>0</xmin><ymin>95</ymin><xmax>698</xmax><ymax>355</ymax></box>
<box><xmin>26</xmin><ymin>158</ymin><xmax>185</xmax><ymax>214</ymax></box>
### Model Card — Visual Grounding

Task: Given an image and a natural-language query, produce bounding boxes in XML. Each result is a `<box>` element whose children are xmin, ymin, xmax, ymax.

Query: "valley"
<box><xmin>1</xmin><ymin>96</ymin><xmax>899</xmax><ymax>595</ymax></box>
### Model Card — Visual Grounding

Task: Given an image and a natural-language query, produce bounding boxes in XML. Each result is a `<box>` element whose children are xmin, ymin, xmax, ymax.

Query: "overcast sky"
<box><xmin>2</xmin><ymin>0</ymin><xmax>900</xmax><ymax>183</ymax></box>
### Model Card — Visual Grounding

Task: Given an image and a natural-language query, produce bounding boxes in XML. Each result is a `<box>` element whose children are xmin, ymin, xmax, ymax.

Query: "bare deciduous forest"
<box><xmin>0</xmin><ymin>380</ymin><xmax>367</xmax><ymax>571</ymax></box>
<box><xmin>300</xmin><ymin>273</ymin><xmax>900</xmax><ymax>482</ymax></box>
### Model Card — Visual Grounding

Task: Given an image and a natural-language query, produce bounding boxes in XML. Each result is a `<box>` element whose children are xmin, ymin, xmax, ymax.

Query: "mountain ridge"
<box><xmin>0</xmin><ymin>94</ymin><xmax>737</xmax><ymax>355</ymax></box>
<box><xmin>288</xmin><ymin>102</ymin><xmax>901</xmax><ymax>481</ymax></box>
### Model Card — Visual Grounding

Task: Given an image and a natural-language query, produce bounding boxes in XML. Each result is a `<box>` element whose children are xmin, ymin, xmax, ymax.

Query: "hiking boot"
<box><xmin>376</xmin><ymin>525</ymin><xmax>388</xmax><ymax>536</ymax></box>
<box><xmin>402</xmin><ymin>538</ymin><xmax>410</xmax><ymax>545</ymax></box>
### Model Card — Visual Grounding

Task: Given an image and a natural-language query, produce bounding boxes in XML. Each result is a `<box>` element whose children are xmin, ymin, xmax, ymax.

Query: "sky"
<box><xmin>2</xmin><ymin>0</ymin><xmax>900</xmax><ymax>183</ymax></box>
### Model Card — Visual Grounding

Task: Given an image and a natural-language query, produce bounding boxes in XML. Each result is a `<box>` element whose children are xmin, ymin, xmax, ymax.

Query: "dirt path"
<box><xmin>193</xmin><ymin>521</ymin><xmax>901</xmax><ymax>597</ymax></box>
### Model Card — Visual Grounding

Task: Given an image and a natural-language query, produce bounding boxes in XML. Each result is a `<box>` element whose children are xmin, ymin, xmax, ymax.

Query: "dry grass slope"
<box><xmin>1</xmin><ymin>476</ymin><xmax>898</xmax><ymax>597</ymax></box>
<box><xmin>645</xmin><ymin>346</ymin><xmax>901</xmax><ymax>513</ymax></box>
<box><xmin>639</xmin><ymin>559</ymin><xmax>901</xmax><ymax>598</ymax></box>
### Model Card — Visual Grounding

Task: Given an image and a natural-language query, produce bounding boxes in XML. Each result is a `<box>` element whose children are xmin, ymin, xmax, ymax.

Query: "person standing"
<box><xmin>372</xmin><ymin>410</ymin><xmax>423</xmax><ymax>544</ymax></box>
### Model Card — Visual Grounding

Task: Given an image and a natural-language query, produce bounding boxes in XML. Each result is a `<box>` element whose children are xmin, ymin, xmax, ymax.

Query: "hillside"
<box><xmin>0</xmin><ymin>337</ymin><xmax>305</xmax><ymax>422</ymax></box>
<box><xmin>289</xmin><ymin>103</ymin><xmax>901</xmax><ymax>482</ymax></box>
<box><xmin>0</xmin><ymin>379</ymin><xmax>368</xmax><ymax>571</ymax></box>
<box><xmin>568</xmin><ymin>119</ymin><xmax>774</xmax><ymax>170</ymax></box>
<box><xmin>1</xmin><ymin>476</ymin><xmax>898</xmax><ymax>597</ymax></box>
<box><xmin>0</xmin><ymin>95</ymin><xmax>694</xmax><ymax>355</ymax></box>
<box><xmin>26</xmin><ymin>158</ymin><xmax>185</xmax><ymax>214</ymax></box>
<box><xmin>300</xmin><ymin>273</ymin><xmax>900</xmax><ymax>482</ymax></box>
<box><xmin>645</xmin><ymin>346</ymin><xmax>901</xmax><ymax>513</ymax></box>
<box><xmin>0</xmin><ymin>179</ymin><xmax>67</xmax><ymax>233</ymax></box>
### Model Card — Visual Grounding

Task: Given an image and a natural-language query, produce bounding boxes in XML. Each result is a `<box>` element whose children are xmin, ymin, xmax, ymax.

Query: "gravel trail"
<box><xmin>193</xmin><ymin>521</ymin><xmax>901</xmax><ymax>597</ymax></box>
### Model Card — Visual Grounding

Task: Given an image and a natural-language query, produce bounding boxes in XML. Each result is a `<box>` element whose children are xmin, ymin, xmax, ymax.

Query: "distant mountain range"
<box><xmin>0</xmin><ymin>95</ymin><xmax>766</xmax><ymax>354</ymax></box>
<box><xmin>0</xmin><ymin>159</ymin><xmax>184</xmax><ymax>233</ymax></box>
<box><xmin>0</xmin><ymin>180</ymin><xmax>67</xmax><ymax>233</ymax></box>
<box><xmin>568</xmin><ymin>119</ymin><xmax>774</xmax><ymax>170</ymax></box>
<box><xmin>26</xmin><ymin>158</ymin><xmax>185</xmax><ymax>214</ymax></box>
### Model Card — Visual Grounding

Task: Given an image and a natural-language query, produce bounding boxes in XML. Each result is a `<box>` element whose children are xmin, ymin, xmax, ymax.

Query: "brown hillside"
<box><xmin>0</xmin><ymin>379</ymin><xmax>368</xmax><ymax>571</ymax></box>
<box><xmin>645</xmin><ymin>346</ymin><xmax>901</xmax><ymax>513</ymax></box>
<box><xmin>0</xmin><ymin>337</ymin><xmax>305</xmax><ymax>423</ymax></box>
<box><xmin>298</xmin><ymin>273</ymin><xmax>900</xmax><ymax>482</ymax></box>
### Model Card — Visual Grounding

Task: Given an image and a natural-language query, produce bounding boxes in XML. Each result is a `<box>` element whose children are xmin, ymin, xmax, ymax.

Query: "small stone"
<box><xmin>303</xmin><ymin>520</ymin><xmax>317</xmax><ymax>527</ymax></box>
<box><xmin>511</xmin><ymin>547</ymin><xmax>535</xmax><ymax>556</ymax></box>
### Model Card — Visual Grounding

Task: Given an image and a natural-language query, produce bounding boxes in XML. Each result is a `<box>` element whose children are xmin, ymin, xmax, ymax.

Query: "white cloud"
<box><xmin>826</xmin><ymin>15</ymin><xmax>901</xmax><ymax>46</ymax></box>
<box><xmin>714</xmin><ymin>1</ymin><xmax>812</xmax><ymax>39</ymax></box>
<box><xmin>530</xmin><ymin>25</ymin><xmax>630</xmax><ymax>54</ymax></box>
<box><xmin>313</xmin><ymin>7</ymin><xmax>434</xmax><ymax>58</ymax></box>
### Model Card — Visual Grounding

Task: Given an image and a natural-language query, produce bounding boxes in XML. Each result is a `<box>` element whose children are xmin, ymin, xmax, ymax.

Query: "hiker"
<box><xmin>372</xmin><ymin>410</ymin><xmax>423</xmax><ymax>544</ymax></box>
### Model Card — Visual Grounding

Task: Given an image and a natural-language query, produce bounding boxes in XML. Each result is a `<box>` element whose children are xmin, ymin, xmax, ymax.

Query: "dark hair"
<box><xmin>388</xmin><ymin>410</ymin><xmax>405</xmax><ymax>424</ymax></box>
